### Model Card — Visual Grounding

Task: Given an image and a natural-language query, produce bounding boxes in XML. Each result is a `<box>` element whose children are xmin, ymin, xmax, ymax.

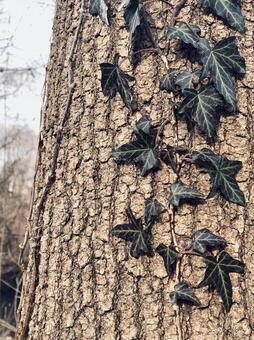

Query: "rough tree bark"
<box><xmin>16</xmin><ymin>0</ymin><xmax>254</xmax><ymax>339</ymax></box>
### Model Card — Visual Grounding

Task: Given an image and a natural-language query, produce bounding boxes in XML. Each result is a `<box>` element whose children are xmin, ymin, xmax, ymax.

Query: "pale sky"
<box><xmin>0</xmin><ymin>0</ymin><xmax>55</xmax><ymax>132</ymax></box>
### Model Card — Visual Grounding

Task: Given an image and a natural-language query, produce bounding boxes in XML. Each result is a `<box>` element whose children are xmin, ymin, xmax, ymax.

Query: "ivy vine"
<box><xmin>89</xmin><ymin>0</ymin><xmax>246</xmax><ymax>313</ymax></box>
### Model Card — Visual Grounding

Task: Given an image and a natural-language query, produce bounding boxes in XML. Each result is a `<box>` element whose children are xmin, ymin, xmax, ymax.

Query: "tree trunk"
<box><xmin>16</xmin><ymin>0</ymin><xmax>254</xmax><ymax>339</ymax></box>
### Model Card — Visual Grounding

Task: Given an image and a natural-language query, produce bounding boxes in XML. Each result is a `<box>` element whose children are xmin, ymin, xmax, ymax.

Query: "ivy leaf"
<box><xmin>160</xmin><ymin>145</ymin><xmax>188</xmax><ymax>173</ymax></box>
<box><xmin>198</xmin><ymin>37</ymin><xmax>245</xmax><ymax>111</ymax></box>
<box><xmin>175</xmin><ymin>71</ymin><xmax>195</xmax><ymax>92</ymax></box>
<box><xmin>191</xmin><ymin>228</ymin><xmax>226</xmax><ymax>254</ymax></box>
<box><xmin>100</xmin><ymin>54</ymin><xmax>138</xmax><ymax>111</ymax></box>
<box><xmin>112</xmin><ymin>206</ymin><xmax>152</xmax><ymax>258</ymax></box>
<box><xmin>124</xmin><ymin>0</ymin><xmax>154</xmax><ymax>64</ymax></box>
<box><xmin>156</xmin><ymin>244</ymin><xmax>180</xmax><ymax>276</ymax></box>
<box><xmin>133</xmin><ymin>115</ymin><xmax>152</xmax><ymax>136</ymax></box>
<box><xmin>166</xmin><ymin>22</ymin><xmax>200</xmax><ymax>49</ymax></box>
<box><xmin>198</xmin><ymin>251</ymin><xmax>244</xmax><ymax>312</ymax></box>
<box><xmin>170</xmin><ymin>281</ymin><xmax>201</xmax><ymax>306</ymax></box>
<box><xmin>89</xmin><ymin>0</ymin><xmax>110</xmax><ymax>25</ymax></box>
<box><xmin>159</xmin><ymin>69</ymin><xmax>177</xmax><ymax>93</ymax></box>
<box><xmin>169</xmin><ymin>181</ymin><xmax>205</xmax><ymax>208</ymax></box>
<box><xmin>160</xmin><ymin>70</ymin><xmax>197</xmax><ymax>94</ymax></box>
<box><xmin>124</xmin><ymin>0</ymin><xmax>141</xmax><ymax>34</ymax></box>
<box><xmin>177</xmin><ymin>85</ymin><xmax>224</xmax><ymax>139</ymax></box>
<box><xmin>191</xmin><ymin>148</ymin><xmax>246</xmax><ymax>206</ymax></box>
<box><xmin>112</xmin><ymin>116</ymin><xmax>161</xmax><ymax>176</ymax></box>
<box><xmin>144</xmin><ymin>198</ymin><xmax>160</xmax><ymax>227</ymax></box>
<box><xmin>202</xmin><ymin>0</ymin><xmax>245</xmax><ymax>33</ymax></box>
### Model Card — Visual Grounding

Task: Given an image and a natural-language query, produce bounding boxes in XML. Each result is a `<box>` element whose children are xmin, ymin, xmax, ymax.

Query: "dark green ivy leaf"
<box><xmin>160</xmin><ymin>145</ymin><xmax>188</xmax><ymax>173</ymax></box>
<box><xmin>191</xmin><ymin>228</ymin><xmax>226</xmax><ymax>254</ymax></box>
<box><xmin>133</xmin><ymin>115</ymin><xmax>152</xmax><ymax>136</ymax></box>
<box><xmin>144</xmin><ymin>198</ymin><xmax>160</xmax><ymax>227</ymax></box>
<box><xmin>198</xmin><ymin>37</ymin><xmax>245</xmax><ymax>111</ymax></box>
<box><xmin>202</xmin><ymin>0</ymin><xmax>245</xmax><ymax>33</ymax></box>
<box><xmin>166</xmin><ymin>22</ymin><xmax>200</xmax><ymax>49</ymax></box>
<box><xmin>169</xmin><ymin>181</ymin><xmax>205</xmax><ymax>208</ymax></box>
<box><xmin>112</xmin><ymin>116</ymin><xmax>161</xmax><ymax>176</ymax></box>
<box><xmin>198</xmin><ymin>251</ymin><xmax>244</xmax><ymax>312</ymax></box>
<box><xmin>124</xmin><ymin>0</ymin><xmax>155</xmax><ymax>65</ymax></box>
<box><xmin>112</xmin><ymin>206</ymin><xmax>153</xmax><ymax>258</ymax></box>
<box><xmin>124</xmin><ymin>0</ymin><xmax>141</xmax><ymax>35</ymax></box>
<box><xmin>156</xmin><ymin>244</ymin><xmax>180</xmax><ymax>276</ymax></box>
<box><xmin>170</xmin><ymin>281</ymin><xmax>201</xmax><ymax>306</ymax></box>
<box><xmin>159</xmin><ymin>69</ymin><xmax>177</xmax><ymax>93</ymax></box>
<box><xmin>177</xmin><ymin>85</ymin><xmax>224</xmax><ymax>139</ymax></box>
<box><xmin>191</xmin><ymin>148</ymin><xmax>246</xmax><ymax>206</ymax></box>
<box><xmin>175</xmin><ymin>71</ymin><xmax>195</xmax><ymax>92</ymax></box>
<box><xmin>89</xmin><ymin>0</ymin><xmax>110</xmax><ymax>25</ymax></box>
<box><xmin>160</xmin><ymin>69</ymin><xmax>197</xmax><ymax>94</ymax></box>
<box><xmin>100</xmin><ymin>54</ymin><xmax>138</xmax><ymax>111</ymax></box>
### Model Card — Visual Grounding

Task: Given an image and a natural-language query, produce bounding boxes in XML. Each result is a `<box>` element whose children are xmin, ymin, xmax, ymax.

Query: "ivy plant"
<box><xmin>176</xmin><ymin>85</ymin><xmax>224</xmax><ymax>139</ymax></box>
<box><xmin>89</xmin><ymin>0</ymin><xmax>110</xmax><ymax>25</ymax></box>
<box><xmin>112</xmin><ymin>116</ymin><xmax>187</xmax><ymax>176</ymax></box>
<box><xmin>198</xmin><ymin>37</ymin><xmax>245</xmax><ymax>111</ymax></box>
<box><xmin>89</xmin><ymin>0</ymin><xmax>247</xmax><ymax>316</ymax></box>
<box><xmin>100</xmin><ymin>54</ymin><xmax>138</xmax><ymax>111</ymax></box>
<box><xmin>112</xmin><ymin>199</ymin><xmax>160</xmax><ymax>258</ymax></box>
<box><xmin>169</xmin><ymin>181</ymin><xmax>205</xmax><ymax>208</ymax></box>
<box><xmin>198</xmin><ymin>251</ymin><xmax>244</xmax><ymax>312</ymax></box>
<box><xmin>123</xmin><ymin>0</ymin><xmax>155</xmax><ymax>64</ymax></box>
<box><xmin>165</xmin><ymin>24</ymin><xmax>245</xmax><ymax>138</ymax></box>
<box><xmin>170</xmin><ymin>281</ymin><xmax>201</xmax><ymax>306</ymax></box>
<box><xmin>112</xmin><ymin>200</ymin><xmax>244</xmax><ymax>312</ymax></box>
<box><xmin>201</xmin><ymin>0</ymin><xmax>245</xmax><ymax>33</ymax></box>
<box><xmin>190</xmin><ymin>148</ymin><xmax>246</xmax><ymax>206</ymax></box>
<box><xmin>190</xmin><ymin>228</ymin><xmax>226</xmax><ymax>254</ymax></box>
<box><xmin>156</xmin><ymin>244</ymin><xmax>180</xmax><ymax>276</ymax></box>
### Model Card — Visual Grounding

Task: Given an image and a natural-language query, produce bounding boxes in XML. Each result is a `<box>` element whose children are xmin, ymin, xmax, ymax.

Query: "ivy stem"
<box><xmin>155</xmin><ymin>117</ymin><xmax>172</xmax><ymax>147</ymax></box>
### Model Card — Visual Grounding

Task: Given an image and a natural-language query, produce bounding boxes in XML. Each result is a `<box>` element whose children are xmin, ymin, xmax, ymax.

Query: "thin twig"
<box><xmin>167</xmin><ymin>5</ymin><xmax>189</xmax><ymax>338</ymax></box>
<box><xmin>18</xmin><ymin>230</ymin><xmax>28</xmax><ymax>271</ymax></box>
<box><xmin>155</xmin><ymin>118</ymin><xmax>171</xmax><ymax>147</ymax></box>
<box><xmin>0</xmin><ymin>319</ymin><xmax>16</xmax><ymax>332</ymax></box>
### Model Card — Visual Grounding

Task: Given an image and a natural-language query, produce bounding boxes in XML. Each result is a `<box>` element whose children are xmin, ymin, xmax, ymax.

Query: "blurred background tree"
<box><xmin>0</xmin><ymin>1</ymin><xmax>54</xmax><ymax>338</ymax></box>
<box><xmin>0</xmin><ymin>125</ymin><xmax>37</xmax><ymax>338</ymax></box>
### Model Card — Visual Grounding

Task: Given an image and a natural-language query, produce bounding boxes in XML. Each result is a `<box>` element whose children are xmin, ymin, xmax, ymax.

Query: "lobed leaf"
<box><xmin>112</xmin><ymin>116</ymin><xmax>161</xmax><ymax>176</ymax></box>
<box><xmin>166</xmin><ymin>22</ymin><xmax>200</xmax><ymax>49</ymax></box>
<box><xmin>100</xmin><ymin>54</ymin><xmax>138</xmax><ymax>111</ymax></box>
<box><xmin>169</xmin><ymin>181</ymin><xmax>205</xmax><ymax>208</ymax></box>
<box><xmin>191</xmin><ymin>228</ymin><xmax>226</xmax><ymax>254</ymax></box>
<box><xmin>191</xmin><ymin>148</ymin><xmax>246</xmax><ymax>206</ymax></box>
<box><xmin>144</xmin><ymin>198</ymin><xmax>160</xmax><ymax>227</ymax></box>
<box><xmin>124</xmin><ymin>0</ymin><xmax>141</xmax><ymax>34</ymax></box>
<box><xmin>124</xmin><ymin>0</ymin><xmax>154</xmax><ymax>64</ymax></box>
<box><xmin>89</xmin><ymin>0</ymin><xmax>110</xmax><ymax>25</ymax></box>
<box><xmin>159</xmin><ymin>69</ymin><xmax>177</xmax><ymax>93</ymax></box>
<box><xmin>177</xmin><ymin>85</ymin><xmax>224</xmax><ymax>139</ymax></box>
<box><xmin>156</xmin><ymin>244</ymin><xmax>180</xmax><ymax>276</ymax></box>
<box><xmin>198</xmin><ymin>37</ymin><xmax>245</xmax><ymax>111</ymax></box>
<box><xmin>160</xmin><ymin>69</ymin><xmax>197</xmax><ymax>94</ymax></box>
<box><xmin>201</xmin><ymin>0</ymin><xmax>245</xmax><ymax>33</ymax></box>
<box><xmin>198</xmin><ymin>251</ymin><xmax>244</xmax><ymax>312</ymax></box>
<box><xmin>170</xmin><ymin>281</ymin><xmax>201</xmax><ymax>306</ymax></box>
<box><xmin>175</xmin><ymin>71</ymin><xmax>195</xmax><ymax>92</ymax></box>
<box><xmin>112</xmin><ymin>206</ymin><xmax>153</xmax><ymax>258</ymax></box>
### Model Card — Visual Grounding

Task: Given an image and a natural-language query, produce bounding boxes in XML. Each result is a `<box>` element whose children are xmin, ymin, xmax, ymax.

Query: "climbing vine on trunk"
<box><xmin>89</xmin><ymin>0</ymin><xmax>247</xmax><ymax>314</ymax></box>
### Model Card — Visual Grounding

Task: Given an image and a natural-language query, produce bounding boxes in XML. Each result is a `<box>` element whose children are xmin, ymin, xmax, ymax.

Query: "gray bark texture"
<box><xmin>16</xmin><ymin>0</ymin><xmax>254</xmax><ymax>339</ymax></box>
